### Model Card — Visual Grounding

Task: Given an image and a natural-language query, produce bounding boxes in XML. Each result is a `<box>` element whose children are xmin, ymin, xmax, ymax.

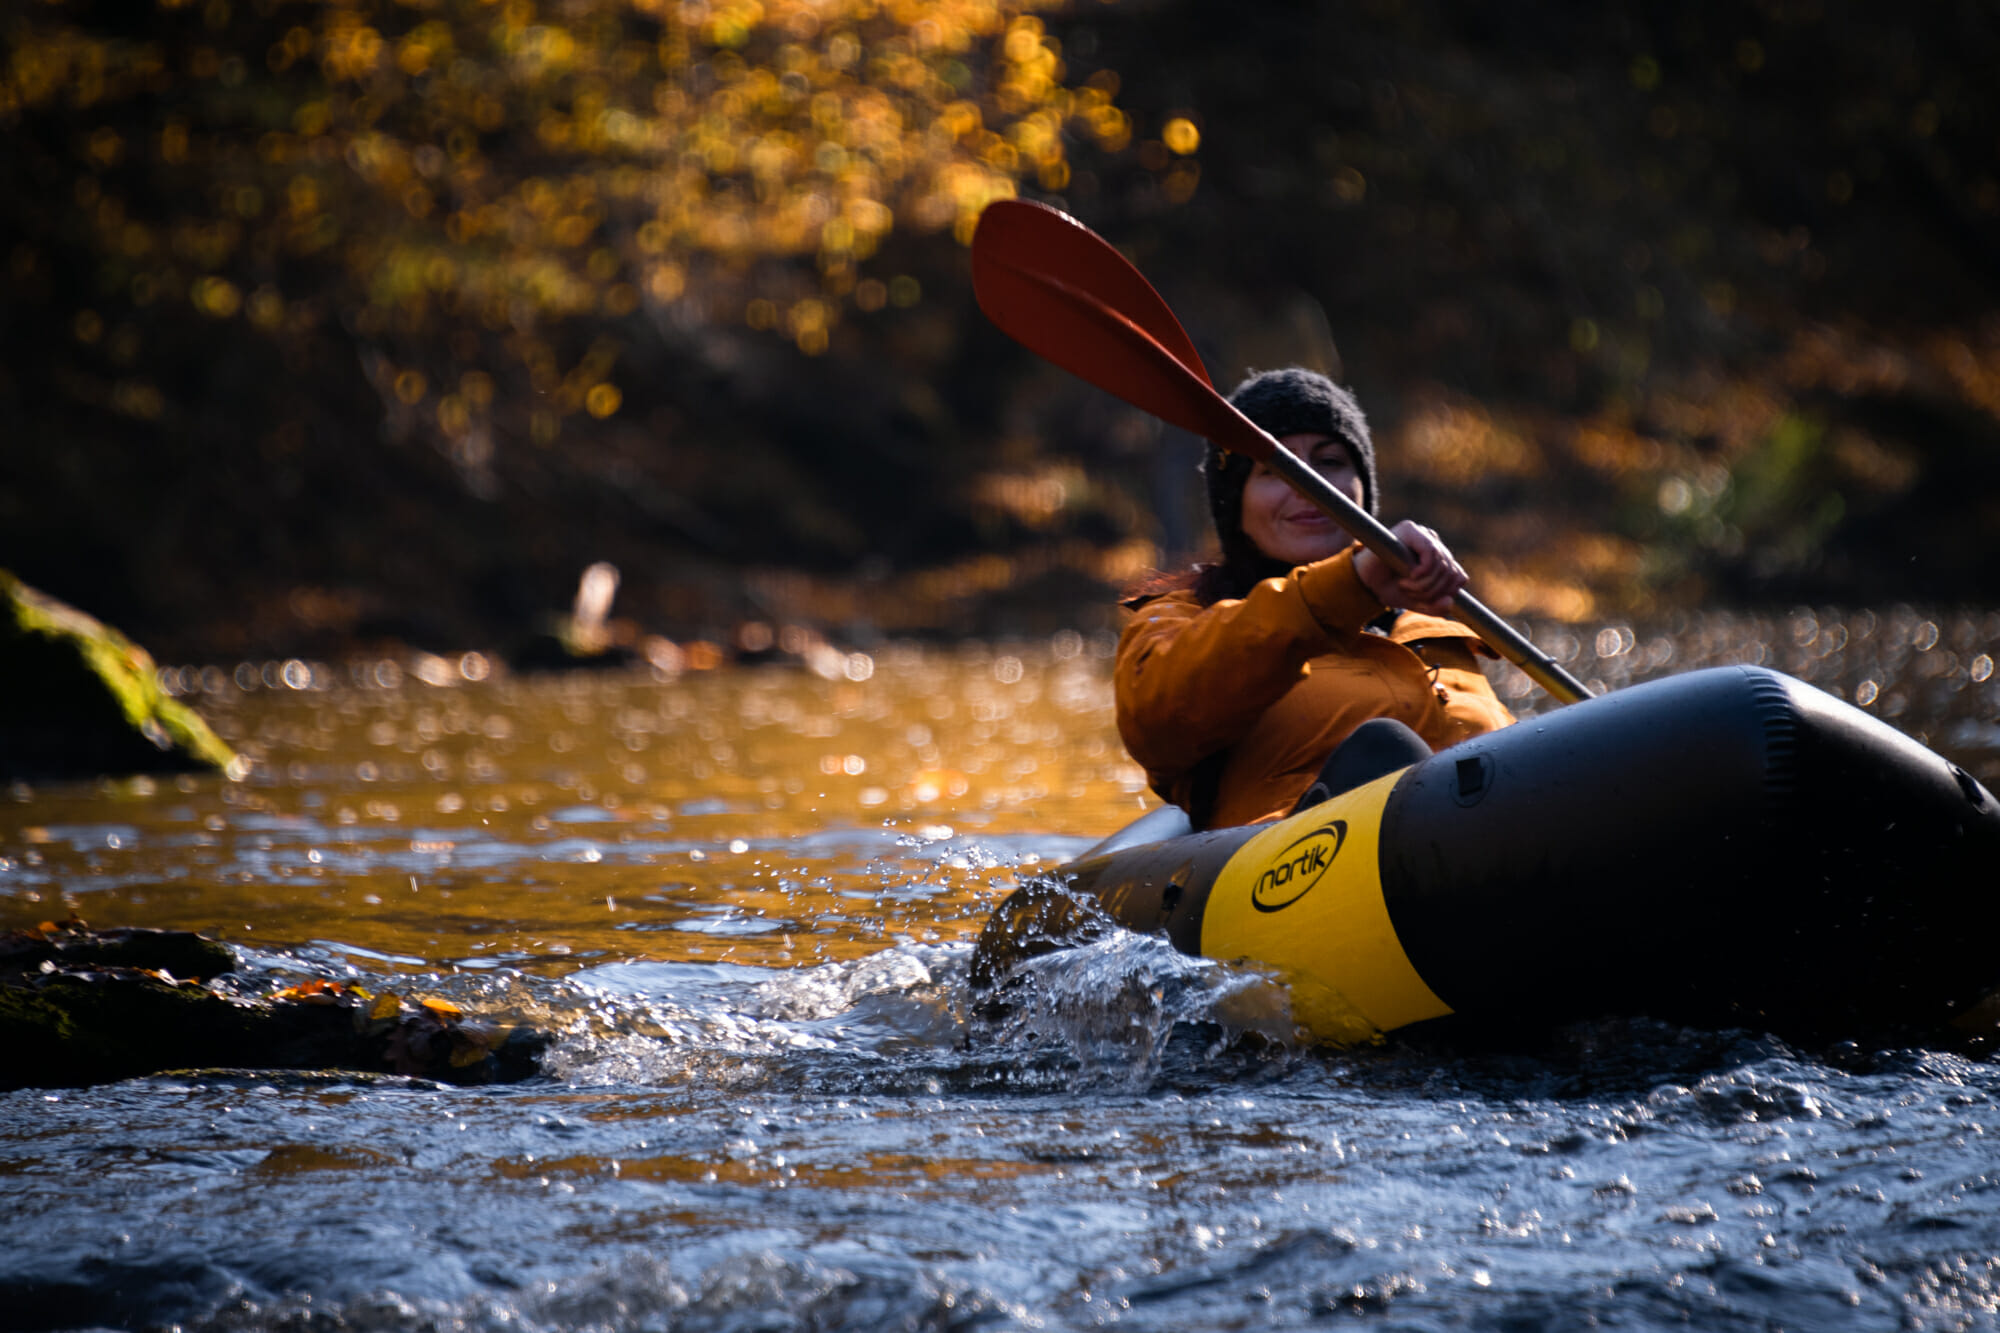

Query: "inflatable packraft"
<box><xmin>979</xmin><ymin>667</ymin><xmax>2000</xmax><ymax>1043</ymax></box>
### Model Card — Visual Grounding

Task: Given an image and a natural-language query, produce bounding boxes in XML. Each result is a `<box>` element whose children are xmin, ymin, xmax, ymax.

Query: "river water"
<box><xmin>5</xmin><ymin>610</ymin><xmax>2000</xmax><ymax>1332</ymax></box>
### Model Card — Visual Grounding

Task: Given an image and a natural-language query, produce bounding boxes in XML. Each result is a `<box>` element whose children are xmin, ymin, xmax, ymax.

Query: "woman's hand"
<box><xmin>1353</xmin><ymin>522</ymin><xmax>1468</xmax><ymax>616</ymax></box>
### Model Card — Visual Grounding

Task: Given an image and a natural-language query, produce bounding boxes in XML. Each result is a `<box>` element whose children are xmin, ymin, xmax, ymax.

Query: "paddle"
<box><xmin>971</xmin><ymin>199</ymin><xmax>1591</xmax><ymax>706</ymax></box>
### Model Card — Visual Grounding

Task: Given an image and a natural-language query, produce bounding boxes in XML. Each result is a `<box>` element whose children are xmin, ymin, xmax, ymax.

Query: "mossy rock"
<box><xmin>0</xmin><ymin>569</ymin><xmax>236</xmax><ymax>780</ymax></box>
<box><xmin>0</xmin><ymin>971</ymin><xmax>268</xmax><ymax>1088</ymax></box>
<box><xmin>1</xmin><ymin>922</ymin><xmax>547</xmax><ymax>1088</ymax></box>
<box><xmin>0</xmin><ymin>923</ymin><xmax>238</xmax><ymax>978</ymax></box>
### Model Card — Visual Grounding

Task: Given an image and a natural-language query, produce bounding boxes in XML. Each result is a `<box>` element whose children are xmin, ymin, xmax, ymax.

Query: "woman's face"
<box><xmin>1239</xmin><ymin>432</ymin><xmax>1365</xmax><ymax>567</ymax></box>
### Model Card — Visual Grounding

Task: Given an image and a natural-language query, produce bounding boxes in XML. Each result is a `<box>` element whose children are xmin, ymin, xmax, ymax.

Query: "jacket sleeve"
<box><xmin>1405</xmin><ymin>636</ymin><xmax>1518</xmax><ymax>744</ymax></box>
<box><xmin>1114</xmin><ymin>548</ymin><xmax>1385</xmax><ymax>777</ymax></box>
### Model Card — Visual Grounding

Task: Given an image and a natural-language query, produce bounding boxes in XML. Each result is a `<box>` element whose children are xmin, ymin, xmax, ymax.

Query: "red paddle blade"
<box><xmin>971</xmin><ymin>201</ymin><xmax>1212</xmax><ymax>387</ymax></box>
<box><xmin>972</xmin><ymin>214</ymin><xmax>1276</xmax><ymax>463</ymax></box>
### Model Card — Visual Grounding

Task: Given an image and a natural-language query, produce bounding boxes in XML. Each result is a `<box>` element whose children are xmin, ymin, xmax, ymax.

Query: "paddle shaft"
<box><xmin>1256</xmin><ymin>442</ymin><xmax>1593</xmax><ymax>705</ymax></box>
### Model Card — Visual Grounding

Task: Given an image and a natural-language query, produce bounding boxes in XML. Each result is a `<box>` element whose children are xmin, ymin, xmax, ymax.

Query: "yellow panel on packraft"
<box><xmin>1199</xmin><ymin>769</ymin><xmax>1451</xmax><ymax>1044</ymax></box>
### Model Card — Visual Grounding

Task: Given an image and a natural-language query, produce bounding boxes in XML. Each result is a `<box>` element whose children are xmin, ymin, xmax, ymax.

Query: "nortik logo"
<box><xmin>1250</xmin><ymin>821</ymin><xmax>1348</xmax><ymax>913</ymax></box>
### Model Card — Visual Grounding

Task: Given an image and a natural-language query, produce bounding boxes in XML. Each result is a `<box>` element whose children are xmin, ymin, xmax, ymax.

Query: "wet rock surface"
<box><xmin>0</xmin><ymin>919</ymin><xmax>544</xmax><ymax>1089</ymax></box>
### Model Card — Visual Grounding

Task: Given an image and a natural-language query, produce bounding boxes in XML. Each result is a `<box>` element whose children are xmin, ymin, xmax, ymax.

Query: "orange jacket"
<box><xmin>1116</xmin><ymin>547</ymin><xmax>1516</xmax><ymax>828</ymax></box>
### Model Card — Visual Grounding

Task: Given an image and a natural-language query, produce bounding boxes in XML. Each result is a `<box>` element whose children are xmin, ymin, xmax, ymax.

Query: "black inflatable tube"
<box><xmin>991</xmin><ymin>667</ymin><xmax>2000</xmax><ymax>1041</ymax></box>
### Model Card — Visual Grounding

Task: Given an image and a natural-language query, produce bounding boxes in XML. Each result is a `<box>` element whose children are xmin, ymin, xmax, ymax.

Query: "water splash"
<box><xmin>969</xmin><ymin>927</ymin><xmax>1303</xmax><ymax>1092</ymax></box>
<box><xmin>467</xmin><ymin>924</ymin><xmax>1307</xmax><ymax>1096</ymax></box>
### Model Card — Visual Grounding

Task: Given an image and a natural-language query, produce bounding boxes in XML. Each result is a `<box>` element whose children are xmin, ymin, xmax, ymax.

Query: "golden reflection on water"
<box><xmin>5</xmin><ymin>612</ymin><xmax>1998</xmax><ymax>980</ymax></box>
<box><xmin>2</xmin><ymin>640</ymin><xmax>1153</xmax><ymax>974</ymax></box>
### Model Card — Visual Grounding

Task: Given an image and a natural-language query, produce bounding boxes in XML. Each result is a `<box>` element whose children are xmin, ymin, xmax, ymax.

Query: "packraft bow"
<box><xmin>979</xmin><ymin>666</ymin><xmax>2000</xmax><ymax>1043</ymax></box>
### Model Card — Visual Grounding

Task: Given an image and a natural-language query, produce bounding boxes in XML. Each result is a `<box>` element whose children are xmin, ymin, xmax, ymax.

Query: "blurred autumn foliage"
<box><xmin>3</xmin><ymin>0</ymin><xmax>1998</xmax><ymax>656</ymax></box>
<box><xmin>1071</xmin><ymin>0</ymin><xmax>2000</xmax><ymax>627</ymax></box>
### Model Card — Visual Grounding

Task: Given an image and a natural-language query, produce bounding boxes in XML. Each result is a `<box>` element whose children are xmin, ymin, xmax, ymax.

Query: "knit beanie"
<box><xmin>1201</xmin><ymin>368</ymin><xmax>1377</xmax><ymax>575</ymax></box>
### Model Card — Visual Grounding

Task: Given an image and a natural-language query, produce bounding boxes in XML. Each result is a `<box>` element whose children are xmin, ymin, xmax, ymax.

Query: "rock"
<box><xmin>0</xmin><ymin>918</ymin><xmax>546</xmax><ymax>1089</ymax></box>
<box><xmin>967</xmin><ymin>879</ymin><xmax>1119</xmax><ymax>993</ymax></box>
<box><xmin>0</xmin><ymin>922</ymin><xmax>237</xmax><ymax>978</ymax></box>
<box><xmin>0</xmin><ymin>570</ymin><xmax>238</xmax><ymax>780</ymax></box>
<box><xmin>509</xmin><ymin>625</ymin><xmax>638</xmax><ymax>673</ymax></box>
<box><xmin>510</xmin><ymin>564</ymin><xmax>642</xmax><ymax>672</ymax></box>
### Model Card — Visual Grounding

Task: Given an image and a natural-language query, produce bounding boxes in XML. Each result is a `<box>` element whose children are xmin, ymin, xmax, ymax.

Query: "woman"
<box><xmin>1116</xmin><ymin>367</ymin><xmax>1515</xmax><ymax>829</ymax></box>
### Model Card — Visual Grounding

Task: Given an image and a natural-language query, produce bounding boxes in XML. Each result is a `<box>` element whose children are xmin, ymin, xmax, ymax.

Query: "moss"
<box><xmin>0</xmin><ymin>974</ymin><xmax>266</xmax><ymax>1089</ymax></box>
<box><xmin>0</xmin><ymin>569</ymin><xmax>236</xmax><ymax>779</ymax></box>
<box><xmin>1</xmin><ymin>924</ymin><xmax>544</xmax><ymax>1088</ymax></box>
<box><xmin>0</xmin><ymin>969</ymin><xmax>547</xmax><ymax>1090</ymax></box>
